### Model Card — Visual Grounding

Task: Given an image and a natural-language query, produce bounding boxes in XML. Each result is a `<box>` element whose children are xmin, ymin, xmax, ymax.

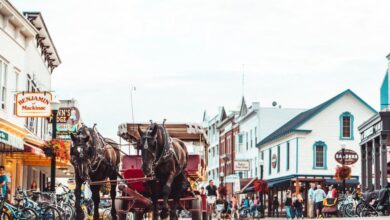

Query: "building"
<box><xmin>217</xmin><ymin>108</ymin><xmax>239</xmax><ymax>197</ymax></box>
<box><xmin>0</xmin><ymin>0</ymin><xmax>62</xmax><ymax>194</ymax></box>
<box><xmin>258</xmin><ymin>89</ymin><xmax>376</xmax><ymax>216</ymax></box>
<box><xmin>235</xmin><ymin>97</ymin><xmax>305</xmax><ymax>179</ymax></box>
<box><xmin>203</xmin><ymin>107</ymin><xmax>223</xmax><ymax>186</ymax></box>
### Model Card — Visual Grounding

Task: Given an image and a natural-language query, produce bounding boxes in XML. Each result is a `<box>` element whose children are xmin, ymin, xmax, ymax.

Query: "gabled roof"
<box><xmin>239</xmin><ymin>96</ymin><xmax>248</xmax><ymax>117</ymax></box>
<box><xmin>257</xmin><ymin>89</ymin><xmax>377</xmax><ymax>147</ymax></box>
<box><xmin>219</xmin><ymin>106</ymin><xmax>227</xmax><ymax>122</ymax></box>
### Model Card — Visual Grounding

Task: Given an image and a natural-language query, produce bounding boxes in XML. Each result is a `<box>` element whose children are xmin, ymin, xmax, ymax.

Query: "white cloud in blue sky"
<box><xmin>11</xmin><ymin>0</ymin><xmax>390</xmax><ymax>139</ymax></box>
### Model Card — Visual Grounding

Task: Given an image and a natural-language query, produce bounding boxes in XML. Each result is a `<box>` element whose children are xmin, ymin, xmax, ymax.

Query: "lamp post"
<box><xmin>341</xmin><ymin>144</ymin><xmax>346</xmax><ymax>194</ymax></box>
<box><xmin>259</xmin><ymin>160</ymin><xmax>264</xmax><ymax>218</ymax></box>
<box><xmin>50</xmin><ymin>99</ymin><xmax>61</xmax><ymax>192</ymax></box>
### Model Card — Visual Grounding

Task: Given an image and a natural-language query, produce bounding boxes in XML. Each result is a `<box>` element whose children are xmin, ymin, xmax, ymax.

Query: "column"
<box><xmin>374</xmin><ymin>138</ymin><xmax>381</xmax><ymax>189</ymax></box>
<box><xmin>367</xmin><ymin>142</ymin><xmax>373</xmax><ymax>191</ymax></box>
<box><xmin>381</xmin><ymin>135</ymin><xmax>388</xmax><ymax>188</ymax></box>
<box><xmin>361</xmin><ymin>144</ymin><xmax>367</xmax><ymax>191</ymax></box>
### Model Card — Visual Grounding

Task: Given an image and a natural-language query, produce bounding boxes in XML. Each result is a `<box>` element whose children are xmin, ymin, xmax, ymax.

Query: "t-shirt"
<box><xmin>314</xmin><ymin>189</ymin><xmax>326</xmax><ymax>203</ymax></box>
<box><xmin>0</xmin><ymin>175</ymin><xmax>7</xmax><ymax>196</ymax></box>
<box><xmin>308</xmin><ymin>188</ymin><xmax>315</xmax><ymax>200</ymax></box>
<box><xmin>285</xmin><ymin>197</ymin><xmax>292</xmax><ymax>206</ymax></box>
<box><xmin>206</xmin><ymin>185</ymin><xmax>217</xmax><ymax>196</ymax></box>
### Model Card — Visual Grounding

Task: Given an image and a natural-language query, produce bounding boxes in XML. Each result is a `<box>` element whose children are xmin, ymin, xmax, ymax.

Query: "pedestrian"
<box><xmin>231</xmin><ymin>195</ymin><xmax>238</xmax><ymax>219</ymax></box>
<box><xmin>244</xmin><ymin>196</ymin><xmax>250</xmax><ymax>209</ymax></box>
<box><xmin>272</xmin><ymin>195</ymin><xmax>279</xmax><ymax>217</ymax></box>
<box><xmin>291</xmin><ymin>193</ymin><xmax>297</xmax><ymax>219</ymax></box>
<box><xmin>285</xmin><ymin>190</ymin><xmax>293</xmax><ymax>220</ymax></box>
<box><xmin>314</xmin><ymin>184</ymin><xmax>326</xmax><ymax>218</ymax></box>
<box><xmin>0</xmin><ymin>166</ymin><xmax>8</xmax><ymax>198</ymax></box>
<box><xmin>308</xmin><ymin>183</ymin><xmax>316</xmax><ymax>218</ymax></box>
<box><xmin>250</xmin><ymin>196</ymin><xmax>256</xmax><ymax>216</ymax></box>
<box><xmin>326</xmin><ymin>185</ymin><xmax>334</xmax><ymax>198</ymax></box>
<box><xmin>206</xmin><ymin>180</ymin><xmax>218</xmax><ymax>213</ymax></box>
<box><xmin>200</xmin><ymin>186</ymin><xmax>206</xmax><ymax>196</ymax></box>
<box><xmin>294</xmin><ymin>194</ymin><xmax>304</xmax><ymax>219</ymax></box>
<box><xmin>30</xmin><ymin>180</ymin><xmax>38</xmax><ymax>191</ymax></box>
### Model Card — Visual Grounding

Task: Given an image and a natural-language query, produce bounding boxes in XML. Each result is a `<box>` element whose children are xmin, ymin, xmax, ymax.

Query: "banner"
<box><xmin>16</xmin><ymin>92</ymin><xmax>52</xmax><ymax>117</ymax></box>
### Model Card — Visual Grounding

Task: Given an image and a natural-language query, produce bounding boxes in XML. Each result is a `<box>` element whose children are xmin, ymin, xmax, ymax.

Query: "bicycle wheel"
<box><xmin>355</xmin><ymin>202</ymin><xmax>365</xmax><ymax>216</ymax></box>
<box><xmin>20</xmin><ymin>207</ymin><xmax>39</xmax><ymax>220</ymax></box>
<box><xmin>61</xmin><ymin>204</ymin><xmax>75</xmax><ymax>220</ymax></box>
<box><xmin>343</xmin><ymin>203</ymin><xmax>354</xmax><ymax>217</ymax></box>
<box><xmin>43</xmin><ymin>206</ymin><xmax>62</xmax><ymax>220</ymax></box>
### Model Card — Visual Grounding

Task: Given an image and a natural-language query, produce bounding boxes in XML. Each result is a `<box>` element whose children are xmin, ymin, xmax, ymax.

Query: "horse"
<box><xmin>70</xmin><ymin>124</ymin><xmax>121</xmax><ymax>220</ymax></box>
<box><xmin>137</xmin><ymin>122</ymin><xmax>189</xmax><ymax>220</ymax></box>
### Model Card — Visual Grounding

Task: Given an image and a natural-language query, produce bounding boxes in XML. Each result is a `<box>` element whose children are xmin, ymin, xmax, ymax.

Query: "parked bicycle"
<box><xmin>0</xmin><ymin>195</ymin><xmax>38</xmax><ymax>220</ymax></box>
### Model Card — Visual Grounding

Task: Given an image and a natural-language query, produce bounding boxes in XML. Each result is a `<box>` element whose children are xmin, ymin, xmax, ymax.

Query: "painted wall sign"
<box><xmin>234</xmin><ymin>160</ymin><xmax>250</xmax><ymax>171</ymax></box>
<box><xmin>272</xmin><ymin>154</ymin><xmax>277</xmax><ymax>169</ymax></box>
<box><xmin>16</xmin><ymin>92</ymin><xmax>52</xmax><ymax>117</ymax></box>
<box><xmin>335</xmin><ymin>149</ymin><xmax>359</xmax><ymax>165</ymax></box>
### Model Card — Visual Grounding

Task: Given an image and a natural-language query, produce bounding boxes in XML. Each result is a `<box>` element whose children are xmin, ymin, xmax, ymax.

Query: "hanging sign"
<box><xmin>234</xmin><ymin>160</ymin><xmax>250</xmax><ymax>171</ymax></box>
<box><xmin>49</xmin><ymin>107</ymin><xmax>80</xmax><ymax>124</ymax></box>
<box><xmin>335</xmin><ymin>149</ymin><xmax>359</xmax><ymax>165</ymax></box>
<box><xmin>16</xmin><ymin>92</ymin><xmax>52</xmax><ymax>117</ymax></box>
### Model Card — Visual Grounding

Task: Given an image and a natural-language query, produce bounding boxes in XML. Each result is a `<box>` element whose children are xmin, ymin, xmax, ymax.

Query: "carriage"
<box><xmin>111</xmin><ymin>122</ymin><xmax>210</xmax><ymax>220</ymax></box>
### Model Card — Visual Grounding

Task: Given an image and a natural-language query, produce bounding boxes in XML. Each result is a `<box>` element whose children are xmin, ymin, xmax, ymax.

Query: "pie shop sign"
<box><xmin>16</xmin><ymin>92</ymin><xmax>52</xmax><ymax>117</ymax></box>
<box><xmin>335</xmin><ymin>149</ymin><xmax>359</xmax><ymax>165</ymax></box>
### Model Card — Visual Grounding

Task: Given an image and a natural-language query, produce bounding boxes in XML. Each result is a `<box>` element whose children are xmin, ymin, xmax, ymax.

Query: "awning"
<box><xmin>268</xmin><ymin>178</ymin><xmax>291</xmax><ymax>188</ymax></box>
<box><xmin>324</xmin><ymin>179</ymin><xmax>359</xmax><ymax>187</ymax></box>
<box><xmin>236</xmin><ymin>178</ymin><xmax>257</xmax><ymax>194</ymax></box>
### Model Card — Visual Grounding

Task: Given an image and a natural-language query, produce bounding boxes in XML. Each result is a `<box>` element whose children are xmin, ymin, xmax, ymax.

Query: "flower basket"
<box><xmin>254</xmin><ymin>180</ymin><xmax>269</xmax><ymax>193</ymax></box>
<box><xmin>43</xmin><ymin>139</ymin><xmax>70</xmax><ymax>161</ymax></box>
<box><xmin>335</xmin><ymin>165</ymin><xmax>351</xmax><ymax>181</ymax></box>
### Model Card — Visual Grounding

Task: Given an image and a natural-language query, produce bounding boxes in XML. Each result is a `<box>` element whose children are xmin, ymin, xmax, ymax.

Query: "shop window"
<box><xmin>313</xmin><ymin>141</ymin><xmax>327</xmax><ymax>169</ymax></box>
<box><xmin>0</xmin><ymin>60</ymin><xmax>8</xmax><ymax>110</ymax></box>
<box><xmin>340</xmin><ymin>112</ymin><xmax>354</xmax><ymax>140</ymax></box>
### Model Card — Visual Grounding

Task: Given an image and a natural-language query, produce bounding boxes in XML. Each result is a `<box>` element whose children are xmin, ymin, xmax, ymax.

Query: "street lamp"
<box><xmin>259</xmin><ymin>160</ymin><xmax>265</xmax><ymax>218</ymax></box>
<box><xmin>50</xmin><ymin>98</ymin><xmax>61</xmax><ymax>192</ymax></box>
<box><xmin>341</xmin><ymin>144</ymin><xmax>346</xmax><ymax>194</ymax></box>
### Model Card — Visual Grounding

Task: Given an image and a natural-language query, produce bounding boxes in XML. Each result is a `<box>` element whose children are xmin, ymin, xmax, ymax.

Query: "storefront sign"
<box><xmin>0</xmin><ymin>129</ymin><xmax>23</xmax><ymax>150</ymax></box>
<box><xmin>0</xmin><ymin>130</ymin><xmax>8</xmax><ymax>141</ymax></box>
<box><xmin>335</xmin><ymin>149</ymin><xmax>359</xmax><ymax>165</ymax></box>
<box><xmin>272</xmin><ymin>154</ymin><xmax>277</xmax><ymax>169</ymax></box>
<box><xmin>16</xmin><ymin>92</ymin><xmax>52</xmax><ymax>117</ymax></box>
<box><xmin>234</xmin><ymin>160</ymin><xmax>250</xmax><ymax>171</ymax></box>
<box><xmin>225</xmin><ymin>174</ymin><xmax>239</xmax><ymax>183</ymax></box>
<box><xmin>49</xmin><ymin>107</ymin><xmax>80</xmax><ymax>125</ymax></box>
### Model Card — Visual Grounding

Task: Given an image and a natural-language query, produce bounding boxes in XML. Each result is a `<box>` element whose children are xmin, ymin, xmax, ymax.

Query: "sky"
<box><xmin>11</xmin><ymin>0</ymin><xmax>390</xmax><ymax>140</ymax></box>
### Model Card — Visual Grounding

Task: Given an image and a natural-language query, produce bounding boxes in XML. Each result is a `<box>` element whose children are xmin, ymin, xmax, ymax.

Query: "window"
<box><xmin>277</xmin><ymin>145</ymin><xmax>280</xmax><ymax>172</ymax></box>
<box><xmin>286</xmin><ymin>142</ymin><xmax>290</xmax><ymax>170</ymax></box>
<box><xmin>261</xmin><ymin>151</ymin><xmax>264</xmax><ymax>160</ymax></box>
<box><xmin>250</xmin><ymin>129</ymin><xmax>253</xmax><ymax>148</ymax></box>
<box><xmin>254</xmin><ymin>127</ymin><xmax>258</xmax><ymax>146</ymax></box>
<box><xmin>340</xmin><ymin>112</ymin><xmax>354</xmax><ymax>140</ymax></box>
<box><xmin>313</xmin><ymin>141</ymin><xmax>327</xmax><ymax>169</ymax></box>
<box><xmin>246</xmin><ymin>132</ymin><xmax>248</xmax><ymax>150</ymax></box>
<box><xmin>0</xmin><ymin>60</ymin><xmax>8</xmax><ymax>110</ymax></box>
<box><xmin>268</xmin><ymin>149</ymin><xmax>272</xmax><ymax>174</ymax></box>
<box><xmin>13</xmin><ymin>70</ymin><xmax>19</xmax><ymax>115</ymax></box>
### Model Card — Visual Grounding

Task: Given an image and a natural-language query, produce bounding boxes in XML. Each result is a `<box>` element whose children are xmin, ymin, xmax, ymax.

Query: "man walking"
<box><xmin>314</xmin><ymin>184</ymin><xmax>326</xmax><ymax>218</ymax></box>
<box><xmin>308</xmin><ymin>183</ymin><xmax>315</xmax><ymax>218</ymax></box>
<box><xmin>206</xmin><ymin>180</ymin><xmax>218</xmax><ymax>213</ymax></box>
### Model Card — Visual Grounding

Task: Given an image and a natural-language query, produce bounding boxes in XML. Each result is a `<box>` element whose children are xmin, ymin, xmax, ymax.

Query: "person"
<box><xmin>30</xmin><ymin>180</ymin><xmax>38</xmax><ymax>191</ymax></box>
<box><xmin>200</xmin><ymin>186</ymin><xmax>206</xmax><ymax>195</ymax></box>
<box><xmin>314</xmin><ymin>185</ymin><xmax>326</xmax><ymax>218</ymax></box>
<box><xmin>244</xmin><ymin>196</ymin><xmax>250</xmax><ymax>209</ymax></box>
<box><xmin>43</xmin><ymin>182</ymin><xmax>51</xmax><ymax>192</ymax></box>
<box><xmin>308</xmin><ymin>183</ymin><xmax>316</xmax><ymax>218</ymax></box>
<box><xmin>326</xmin><ymin>185</ymin><xmax>334</xmax><ymax>198</ymax></box>
<box><xmin>272</xmin><ymin>195</ymin><xmax>279</xmax><ymax>217</ymax></box>
<box><xmin>206</xmin><ymin>180</ymin><xmax>218</xmax><ymax>213</ymax></box>
<box><xmin>291</xmin><ymin>193</ymin><xmax>297</xmax><ymax>219</ymax></box>
<box><xmin>285</xmin><ymin>190</ymin><xmax>293</xmax><ymax>220</ymax></box>
<box><xmin>294</xmin><ymin>193</ymin><xmax>304</xmax><ymax>219</ymax></box>
<box><xmin>331</xmin><ymin>185</ymin><xmax>337</xmax><ymax>199</ymax></box>
<box><xmin>0</xmin><ymin>166</ymin><xmax>8</xmax><ymax>198</ymax></box>
<box><xmin>231</xmin><ymin>195</ymin><xmax>238</xmax><ymax>219</ymax></box>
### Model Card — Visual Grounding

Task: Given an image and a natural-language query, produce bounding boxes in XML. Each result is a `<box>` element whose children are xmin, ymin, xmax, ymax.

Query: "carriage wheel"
<box><xmin>191</xmin><ymin>195</ymin><xmax>202</xmax><ymax>220</ymax></box>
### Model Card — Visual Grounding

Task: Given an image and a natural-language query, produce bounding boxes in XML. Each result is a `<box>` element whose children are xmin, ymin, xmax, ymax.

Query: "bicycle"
<box><xmin>0</xmin><ymin>195</ymin><xmax>38</xmax><ymax>220</ymax></box>
<box><xmin>17</xmin><ymin>190</ymin><xmax>63</xmax><ymax>220</ymax></box>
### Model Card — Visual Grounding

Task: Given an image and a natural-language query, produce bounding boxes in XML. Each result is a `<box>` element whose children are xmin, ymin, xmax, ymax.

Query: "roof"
<box><xmin>257</xmin><ymin>89</ymin><xmax>377</xmax><ymax>146</ymax></box>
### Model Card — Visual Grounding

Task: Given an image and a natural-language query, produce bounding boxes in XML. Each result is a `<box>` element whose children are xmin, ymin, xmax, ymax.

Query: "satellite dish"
<box><xmin>272</xmin><ymin>101</ymin><xmax>277</xmax><ymax>107</ymax></box>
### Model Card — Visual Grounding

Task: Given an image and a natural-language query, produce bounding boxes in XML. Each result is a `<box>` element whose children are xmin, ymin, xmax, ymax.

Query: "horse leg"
<box><xmin>161</xmin><ymin>172</ymin><xmax>175</xmax><ymax>219</ymax></box>
<box><xmin>170</xmin><ymin>183</ymin><xmax>182</xmax><ymax>220</ymax></box>
<box><xmin>91</xmin><ymin>184</ymin><xmax>101</xmax><ymax>220</ymax></box>
<box><xmin>110</xmin><ymin>172</ymin><xmax>118</xmax><ymax>220</ymax></box>
<box><xmin>74</xmin><ymin>176</ymin><xmax>84</xmax><ymax>220</ymax></box>
<box><xmin>150</xmin><ymin>180</ymin><xmax>159</xmax><ymax>220</ymax></box>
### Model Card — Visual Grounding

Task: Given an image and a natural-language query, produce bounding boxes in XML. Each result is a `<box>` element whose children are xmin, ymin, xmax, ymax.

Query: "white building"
<box><xmin>257</xmin><ymin>89</ymin><xmax>376</xmax><ymax>216</ymax></box>
<box><xmin>203</xmin><ymin>107</ymin><xmax>226</xmax><ymax>186</ymax></box>
<box><xmin>0</xmin><ymin>0</ymin><xmax>61</xmax><ymax>193</ymax></box>
<box><xmin>235</xmin><ymin>97</ymin><xmax>305</xmax><ymax>179</ymax></box>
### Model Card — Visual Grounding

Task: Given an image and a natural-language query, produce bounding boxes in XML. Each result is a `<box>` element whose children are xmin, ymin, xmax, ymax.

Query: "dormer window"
<box><xmin>340</xmin><ymin>112</ymin><xmax>354</xmax><ymax>140</ymax></box>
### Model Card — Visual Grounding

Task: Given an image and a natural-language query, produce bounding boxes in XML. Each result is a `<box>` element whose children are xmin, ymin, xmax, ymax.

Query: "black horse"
<box><xmin>70</xmin><ymin>125</ymin><xmax>121</xmax><ymax>220</ymax></box>
<box><xmin>137</xmin><ymin>122</ymin><xmax>189</xmax><ymax>220</ymax></box>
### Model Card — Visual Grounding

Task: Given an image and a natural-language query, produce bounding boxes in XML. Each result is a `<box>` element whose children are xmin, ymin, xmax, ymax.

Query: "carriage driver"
<box><xmin>206</xmin><ymin>180</ymin><xmax>218</xmax><ymax>210</ymax></box>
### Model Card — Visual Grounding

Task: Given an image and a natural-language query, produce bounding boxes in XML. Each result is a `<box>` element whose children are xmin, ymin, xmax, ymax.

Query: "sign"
<box><xmin>234</xmin><ymin>160</ymin><xmax>250</xmax><ymax>171</ymax></box>
<box><xmin>225</xmin><ymin>174</ymin><xmax>239</xmax><ymax>183</ymax></box>
<box><xmin>16</xmin><ymin>92</ymin><xmax>52</xmax><ymax>117</ymax></box>
<box><xmin>0</xmin><ymin>130</ymin><xmax>8</xmax><ymax>141</ymax></box>
<box><xmin>49</xmin><ymin>107</ymin><xmax>80</xmax><ymax>125</ymax></box>
<box><xmin>335</xmin><ymin>149</ymin><xmax>359</xmax><ymax>165</ymax></box>
<box><xmin>272</xmin><ymin>154</ymin><xmax>277</xmax><ymax>169</ymax></box>
<box><xmin>233</xmin><ymin>178</ymin><xmax>240</xmax><ymax>193</ymax></box>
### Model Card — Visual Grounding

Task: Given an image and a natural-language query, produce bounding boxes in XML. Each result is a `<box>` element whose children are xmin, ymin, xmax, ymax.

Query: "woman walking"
<box><xmin>285</xmin><ymin>190</ymin><xmax>293</xmax><ymax>220</ymax></box>
<box><xmin>294</xmin><ymin>194</ymin><xmax>304</xmax><ymax>219</ymax></box>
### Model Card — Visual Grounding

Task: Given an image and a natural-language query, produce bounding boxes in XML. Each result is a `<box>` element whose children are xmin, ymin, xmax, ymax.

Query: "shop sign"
<box><xmin>16</xmin><ymin>92</ymin><xmax>52</xmax><ymax>117</ymax></box>
<box><xmin>233</xmin><ymin>178</ymin><xmax>240</xmax><ymax>193</ymax></box>
<box><xmin>335</xmin><ymin>149</ymin><xmax>359</xmax><ymax>165</ymax></box>
<box><xmin>49</xmin><ymin>107</ymin><xmax>80</xmax><ymax>125</ymax></box>
<box><xmin>272</xmin><ymin>154</ymin><xmax>277</xmax><ymax>169</ymax></box>
<box><xmin>0</xmin><ymin>130</ymin><xmax>8</xmax><ymax>141</ymax></box>
<box><xmin>225</xmin><ymin>174</ymin><xmax>239</xmax><ymax>183</ymax></box>
<box><xmin>234</xmin><ymin>160</ymin><xmax>250</xmax><ymax>171</ymax></box>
